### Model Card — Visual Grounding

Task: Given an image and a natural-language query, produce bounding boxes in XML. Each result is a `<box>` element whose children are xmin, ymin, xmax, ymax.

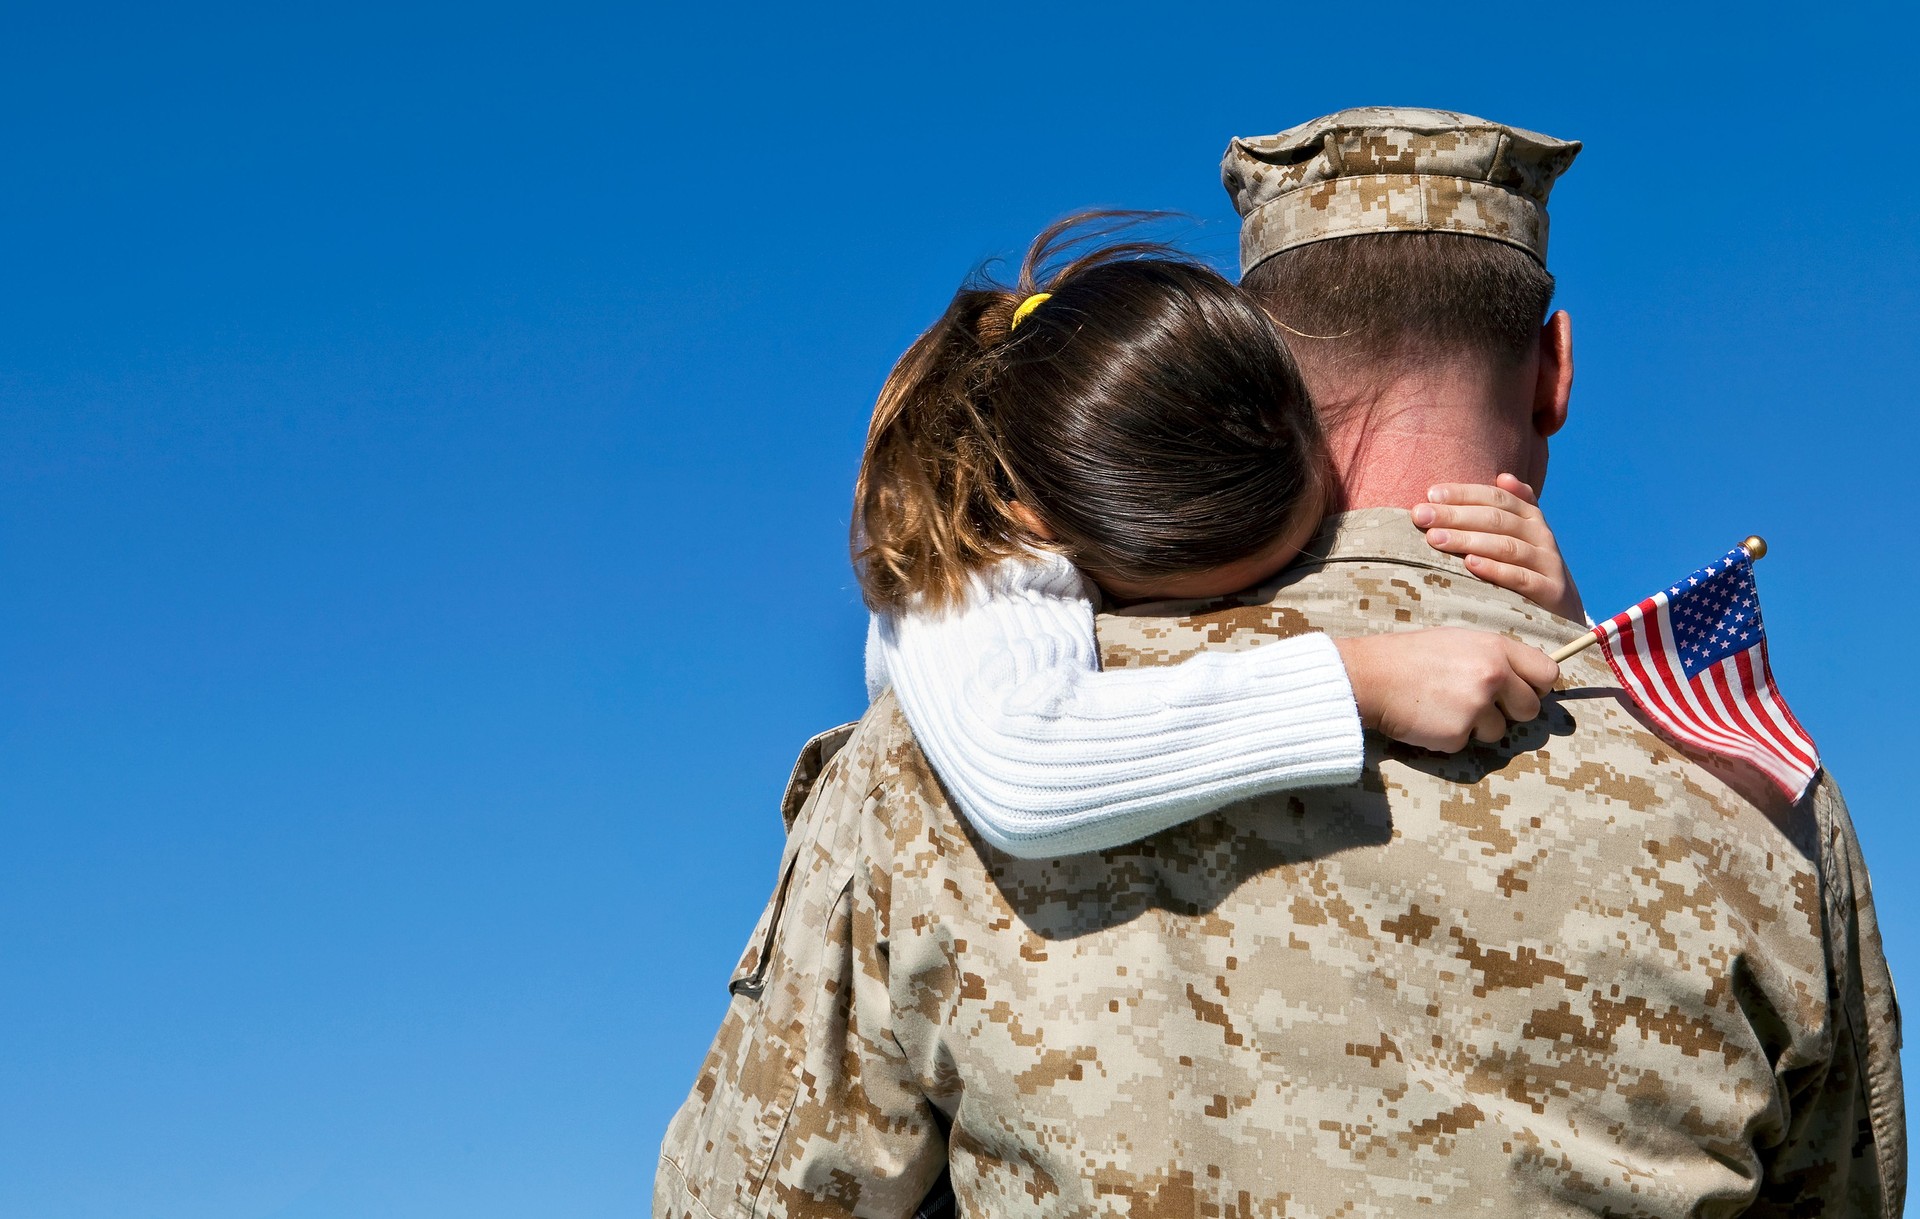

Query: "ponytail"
<box><xmin>851</xmin><ymin>287</ymin><xmax>1034</xmax><ymax>613</ymax></box>
<box><xmin>852</xmin><ymin>212</ymin><xmax>1326</xmax><ymax>615</ymax></box>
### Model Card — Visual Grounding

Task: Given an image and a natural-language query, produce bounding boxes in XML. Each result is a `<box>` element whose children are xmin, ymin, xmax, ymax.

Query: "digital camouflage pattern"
<box><xmin>657</xmin><ymin>511</ymin><xmax>1904</xmax><ymax>1218</ymax></box>
<box><xmin>1223</xmin><ymin>108</ymin><xmax>1581</xmax><ymax>274</ymax></box>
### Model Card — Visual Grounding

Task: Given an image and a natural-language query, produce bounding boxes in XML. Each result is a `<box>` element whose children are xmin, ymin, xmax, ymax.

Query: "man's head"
<box><xmin>1224</xmin><ymin>108</ymin><xmax>1580</xmax><ymax>507</ymax></box>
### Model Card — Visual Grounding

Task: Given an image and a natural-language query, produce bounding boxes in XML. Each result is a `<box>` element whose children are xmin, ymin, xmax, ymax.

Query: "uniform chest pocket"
<box><xmin>729</xmin><ymin>851</ymin><xmax>799</xmax><ymax>1000</ymax></box>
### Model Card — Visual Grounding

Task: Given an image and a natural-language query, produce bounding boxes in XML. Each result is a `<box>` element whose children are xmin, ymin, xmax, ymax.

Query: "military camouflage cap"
<box><xmin>1223</xmin><ymin>106</ymin><xmax>1580</xmax><ymax>274</ymax></box>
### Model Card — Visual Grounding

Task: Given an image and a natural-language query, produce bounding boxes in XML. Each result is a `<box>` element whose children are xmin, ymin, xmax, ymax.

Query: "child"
<box><xmin>853</xmin><ymin>216</ymin><xmax>1576</xmax><ymax>859</ymax></box>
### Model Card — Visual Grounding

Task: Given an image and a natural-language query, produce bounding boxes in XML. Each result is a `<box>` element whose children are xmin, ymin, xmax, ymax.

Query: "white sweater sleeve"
<box><xmin>866</xmin><ymin>552</ymin><xmax>1364</xmax><ymax>858</ymax></box>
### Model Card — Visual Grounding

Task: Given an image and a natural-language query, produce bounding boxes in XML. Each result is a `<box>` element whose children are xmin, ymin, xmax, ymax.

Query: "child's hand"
<box><xmin>1335</xmin><ymin>629</ymin><xmax>1560</xmax><ymax>752</ymax></box>
<box><xmin>1412</xmin><ymin>473</ymin><xmax>1585</xmax><ymax>621</ymax></box>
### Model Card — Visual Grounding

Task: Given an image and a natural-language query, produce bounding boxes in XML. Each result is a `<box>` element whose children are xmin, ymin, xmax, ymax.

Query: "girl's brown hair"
<box><xmin>852</xmin><ymin>213</ymin><xmax>1327</xmax><ymax>612</ymax></box>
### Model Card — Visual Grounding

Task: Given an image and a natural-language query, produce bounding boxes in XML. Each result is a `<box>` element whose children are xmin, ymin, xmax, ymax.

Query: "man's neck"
<box><xmin>1312</xmin><ymin>365</ymin><xmax>1535</xmax><ymax>511</ymax></box>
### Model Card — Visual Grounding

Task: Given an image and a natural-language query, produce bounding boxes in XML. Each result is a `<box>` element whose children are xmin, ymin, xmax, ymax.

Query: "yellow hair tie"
<box><xmin>1009</xmin><ymin>292</ymin><xmax>1052</xmax><ymax>330</ymax></box>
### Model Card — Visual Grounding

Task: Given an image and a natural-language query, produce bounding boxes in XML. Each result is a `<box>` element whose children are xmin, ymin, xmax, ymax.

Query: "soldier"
<box><xmin>656</xmin><ymin>109</ymin><xmax>1904</xmax><ymax>1217</ymax></box>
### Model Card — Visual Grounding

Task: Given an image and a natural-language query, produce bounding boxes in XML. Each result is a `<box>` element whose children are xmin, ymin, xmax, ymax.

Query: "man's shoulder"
<box><xmin>1096</xmin><ymin>514</ymin><xmax>1580</xmax><ymax>664</ymax></box>
<box><xmin>1090</xmin><ymin>519</ymin><xmax>1833</xmax><ymax>933</ymax></box>
<box><xmin>779</xmin><ymin>693</ymin><xmax>961</xmax><ymax>862</ymax></box>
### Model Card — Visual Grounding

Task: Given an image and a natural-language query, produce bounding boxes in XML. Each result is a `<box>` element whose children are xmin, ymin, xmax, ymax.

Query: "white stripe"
<box><xmin>1606</xmin><ymin>589</ymin><xmax>1818</xmax><ymax>798</ymax></box>
<box><xmin>1694</xmin><ymin>658</ymin><xmax>1797</xmax><ymax>789</ymax></box>
<box><xmin>1639</xmin><ymin>602</ymin><xmax>1757</xmax><ymax>755</ymax></box>
<box><xmin>1753</xmin><ymin>679</ymin><xmax>1818</xmax><ymax>763</ymax></box>
<box><xmin>1724</xmin><ymin>649</ymin><xmax>1818</xmax><ymax>774</ymax></box>
<box><xmin>1716</xmin><ymin>654</ymin><xmax>1803</xmax><ymax>766</ymax></box>
<box><xmin>1609</xmin><ymin>605</ymin><xmax>1744</xmax><ymax>758</ymax></box>
<box><xmin>1739</xmin><ymin>645</ymin><xmax>1819</xmax><ymax>762</ymax></box>
<box><xmin>1684</xmin><ymin>638</ymin><xmax>1783</xmax><ymax>760</ymax></box>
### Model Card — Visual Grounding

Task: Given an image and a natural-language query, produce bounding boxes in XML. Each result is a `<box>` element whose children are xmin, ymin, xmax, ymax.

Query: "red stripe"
<box><xmin>1695</xmin><ymin>663</ymin><xmax>1777</xmax><ymax>770</ymax></box>
<box><xmin>1717</xmin><ymin>657</ymin><xmax>1817</xmax><ymax>799</ymax></box>
<box><xmin>1637</xmin><ymin>605</ymin><xmax>1754</xmax><ymax>753</ymax></box>
<box><xmin>1656</xmin><ymin>612</ymin><xmax>1811</xmax><ymax>793</ymax></box>
<box><xmin>1699</xmin><ymin>656</ymin><xmax>1783</xmax><ymax>763</ymax></box>
<box><xmin>1702</xmin><ymin>661</ymin><xmax>1799</xmax><ymax>791</ymax></box>
<box><xmin>1739</xmin><ymin>643</ymin><xmax>1818</xmax><ymax>760</ymax></box>
<box><xmin>1731</xmin><ymin>650</ymin><xmax>1817</xmax><ymax>769</ymax></box>
<box><xmin>1607</xmin><ymin>608</ymin><xmax>1718</xmax><ymax>746</ymax></box>
<box><xmin>1750</xmin><ymin>638</ymin><xmax>1816</xmax><ymax>751</ymax></box>
<box><xmin>1717</xmin><ymin>655</ymin><xmax>1805</xmax><ymax>770</ymax></box>
<box><xmin>1594</xmin><ymin>577</ymin><xmax>1822</xmax><ymax>801</ymax></box>
<box><xmin>1602</xmin><ymin>603</ymin><xmax>1745</xmax><ymax>755</ymax></box>
<box><xmin>1657</xmin><ymin>631</ymin><xmax>1768</xmax><ymax>757</ymax></box>
<box><xmin>1647</xmin><ymin>603</ymin><xmax>1787</xmax><ymax>763</ymax></box>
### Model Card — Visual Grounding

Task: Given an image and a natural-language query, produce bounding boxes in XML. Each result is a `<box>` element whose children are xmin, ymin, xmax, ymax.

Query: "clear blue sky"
<box><xmin>4</xmin><ymin>4</ymin><xmax>1916</xmax><ymax>1216</ymax></box>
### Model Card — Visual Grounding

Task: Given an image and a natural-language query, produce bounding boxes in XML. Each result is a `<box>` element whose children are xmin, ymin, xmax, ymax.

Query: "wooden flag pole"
<box><xmin>1549</xmin><ymin>536</ymin><xmax>1768</xmax><ymax>664</ymax></box>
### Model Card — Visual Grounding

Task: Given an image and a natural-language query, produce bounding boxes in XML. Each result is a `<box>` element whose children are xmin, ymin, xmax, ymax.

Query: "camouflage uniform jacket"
<box><xmin>657</xmin><ymin>510</ymin><xmax>1904</xmax><ymax>1218</ymax></box>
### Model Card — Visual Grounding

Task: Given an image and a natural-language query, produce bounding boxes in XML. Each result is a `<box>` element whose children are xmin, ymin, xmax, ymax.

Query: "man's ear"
<box><xmin>1533</xmin><ymin>310</ymin><xmax>1573</xmax><ymax>438</ymax></box>
<box><xmin>1008</xmin><ymin>500</ymin><xmax>1056</xmax><ymax>542</ymax></box>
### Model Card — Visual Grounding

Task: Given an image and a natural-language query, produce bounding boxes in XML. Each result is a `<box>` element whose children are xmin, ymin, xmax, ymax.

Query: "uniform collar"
<box><xmin>1103</xmin><ymin>508</ymin><xmax>1475</xmax><ymax>619</ymax></box>
<box><xmin>1292</xmin><ymin>508</ymin><xmax>1472</xmax><ymax>581</ymax></box>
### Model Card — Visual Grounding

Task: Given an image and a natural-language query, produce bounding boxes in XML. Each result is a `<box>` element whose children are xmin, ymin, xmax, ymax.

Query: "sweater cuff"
<box><xmin>1234</xmin><ymin>632</ymin><xmax>1366</xmax><ymax>785</ymax></box>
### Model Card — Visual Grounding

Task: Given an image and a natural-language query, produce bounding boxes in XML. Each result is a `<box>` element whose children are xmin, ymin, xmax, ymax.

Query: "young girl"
<box><xmin>853</xmin><ymin>216</ymin><xmax>1578</xmax><ymax>859</ymax></box>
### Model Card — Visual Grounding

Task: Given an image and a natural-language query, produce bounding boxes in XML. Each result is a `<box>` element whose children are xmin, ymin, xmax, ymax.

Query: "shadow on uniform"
<box><xmin>968</xmin><ymin>703</ymin><xmax>1588</xmax><ymax>943</ymax></box>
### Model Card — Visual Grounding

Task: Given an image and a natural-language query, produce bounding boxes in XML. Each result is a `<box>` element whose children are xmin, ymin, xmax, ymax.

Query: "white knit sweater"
<box><xmin>866</xmin><ymin>551</ymin><xmax>1365</xmax><ymax>859</ymax></box>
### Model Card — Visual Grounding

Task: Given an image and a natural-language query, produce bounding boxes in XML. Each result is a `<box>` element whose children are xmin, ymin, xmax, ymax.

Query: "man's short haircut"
<box><xmin>1240</xmin><ymin>232</ymin><xmax>1555</xmax><ymax>377</ymax></box>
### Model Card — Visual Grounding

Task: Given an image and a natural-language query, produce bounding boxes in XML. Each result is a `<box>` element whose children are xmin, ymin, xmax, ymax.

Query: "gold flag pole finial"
<box><xmin>1549</xmin><ymin>537</ymin><xmax>1769</xmax><ymax>665</ymax></box>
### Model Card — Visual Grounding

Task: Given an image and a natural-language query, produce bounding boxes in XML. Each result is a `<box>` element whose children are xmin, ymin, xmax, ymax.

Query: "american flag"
<box><xmin>1586</xmin><ymin>545</ymin><xmax>1820</xmax><ymax>802</ymax></box>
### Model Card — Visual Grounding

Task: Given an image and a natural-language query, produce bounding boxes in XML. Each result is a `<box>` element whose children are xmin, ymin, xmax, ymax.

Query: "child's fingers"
<box><xmin>1495</xmin><ymin>668</ymin><xmax>1543</xmax><ymax>724</ymax></box>
<box><xmin>1493</xmin><ymin>472</ymin><xmax>1539</xmax><ymax>506</ymax></box>
<box><xmin>1470</xmin><ymin>705</ymin><xmax>1509</xmax><ymax>744</ymax></box>
<box><xmin>1426</xmin><ymin>482</ymin><xmax>1539</xmax><ymax>519</ymax></box>
<box><xmin>1460</xmin><ymin>553</ymin><xmax>1559</xmax><ymax>606</ymax></box>
<box><xmin>1414</xmin><ymin>503</ymin><xmax>1552</xmax><ymax>544</ymax></box>
<box><xmin>1506</xmin><ymin>641</ymin><xmax>1561</xmax><ymax>694</ymax></box>
<box><xmin>1425</xmin><ymin>527</ymin><xmax>1546</xmax><ymax>568</ymax></box>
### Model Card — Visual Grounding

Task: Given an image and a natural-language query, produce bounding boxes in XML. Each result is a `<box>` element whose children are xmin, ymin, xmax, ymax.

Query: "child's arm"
<box><xmin>871</xmin><ymin>551</ymin><xmax>1559</xmax><ymax>859</ymax></box>
<box><xmin>870</xmin><ymin>552</ymin><xmax>1365</xmax><ymax>859</ymax></box>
